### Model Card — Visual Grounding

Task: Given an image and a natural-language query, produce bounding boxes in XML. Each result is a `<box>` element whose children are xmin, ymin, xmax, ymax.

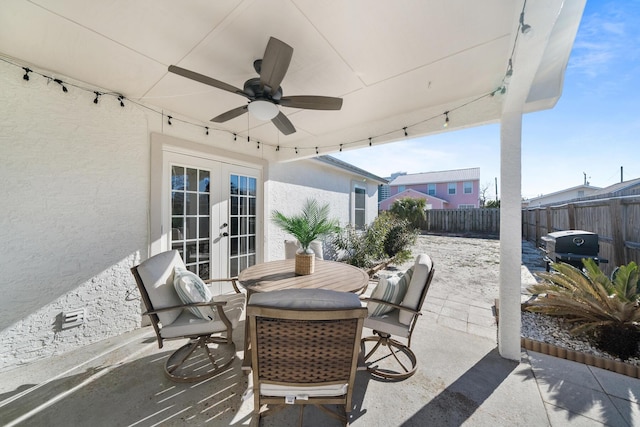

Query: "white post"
<box><xmin>498</xmin><ymin>110</ymin><xmax>522</xmax><ymax>361</ymax></box>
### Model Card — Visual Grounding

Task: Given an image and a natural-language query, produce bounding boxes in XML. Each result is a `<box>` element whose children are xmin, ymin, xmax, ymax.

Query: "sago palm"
<box><xmin>271</xmin><ymin>199</ymin><xmax>340</xmax><ymax>252</ymax></box>
<box><xmin>526</xmin><ymin>259</ymin><xmax>640</xmax><ymax>359</ymax></box>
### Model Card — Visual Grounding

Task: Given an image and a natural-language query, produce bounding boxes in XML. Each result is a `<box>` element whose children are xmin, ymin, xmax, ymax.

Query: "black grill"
<box><xmin>540</xmin><ymin>230</ymin><xmax>608</xmax><ymax>271</ymax></box>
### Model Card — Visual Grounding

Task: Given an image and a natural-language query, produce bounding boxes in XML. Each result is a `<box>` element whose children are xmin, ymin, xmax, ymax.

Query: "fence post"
<box><xmin>609</xmin><ymin>199</ymin><xmax>626</xmax><ymax>267</ymax></box>
<box><xmin>567</xmin><ymin>203</ymin><xmax>576</xmax><ymax>229</ymax></box>
<box><xmin>546</xmin><ymin>207</ymin><xmax>552</xmax><ymax>235</ymax></box>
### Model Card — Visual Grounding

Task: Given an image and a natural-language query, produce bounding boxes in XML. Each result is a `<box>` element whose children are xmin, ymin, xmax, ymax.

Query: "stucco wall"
<box><xmin>0</xmin><ymin>64</ymin><xmax>150</xmax><ymax>371</ymax></box>
<box><xmin>266</xmin><ymin>160</ymin><xmax>379</xmax><ymax>262</ymax></box>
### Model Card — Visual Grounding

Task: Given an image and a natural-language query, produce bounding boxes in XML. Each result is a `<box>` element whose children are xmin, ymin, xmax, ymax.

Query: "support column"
<box><xmin>498</xmin><ymin>111</ymin><xmax>522</xmax><ymax>361</ymax></box>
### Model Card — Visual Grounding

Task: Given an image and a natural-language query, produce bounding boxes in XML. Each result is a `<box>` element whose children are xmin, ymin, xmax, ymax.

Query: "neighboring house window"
<box><xmin>397</xmin><ymin>185</ymin><xmax>405</xmax><ymax>193</ymax></box>
<box><xmin>577</xmin><ymin>190</ymin><xmax>585</xmax><ymax>197</ymax></box>
<box><xmin>459</xmin><ymin>204</ymin><xmax>475</xmax><ymax>209</ymax></box>
<box><xmin>354</xmin><ymin>185</ymin><xmax>366</xmax><ymax>230</ymax></box>
<box><xmin>427</xmin><ymin>183</ymin><xmax>436</xmax><ymax>196</ymax></box>
<box><xmin>463</xmin><ymin>182</ymin><xmax>473</xmax><ymax>194</ymax></box>
<box><xmin>448</xmin><ymin>183</ymin><xmax>456</xmax><ymax>195</ymax></box>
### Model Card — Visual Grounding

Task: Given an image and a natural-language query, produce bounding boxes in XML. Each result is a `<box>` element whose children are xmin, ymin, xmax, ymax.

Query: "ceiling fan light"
<box><xmin>248</xmin><ymin>100</ymin><xmax>279</xmax><ymax>120</ymax></box>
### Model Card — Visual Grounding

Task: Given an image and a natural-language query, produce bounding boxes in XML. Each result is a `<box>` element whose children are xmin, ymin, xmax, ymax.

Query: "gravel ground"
<box><xmin>386</xmin><ymin>233</ymin><xmax>639</xmax><ymax>366</ymax></box>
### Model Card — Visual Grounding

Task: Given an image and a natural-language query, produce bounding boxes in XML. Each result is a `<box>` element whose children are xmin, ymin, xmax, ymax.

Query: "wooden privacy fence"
<box><xmin>522</xmin><ymin>196</ymin><xmax>640</xmax><ymax>275</ymax></box>
<box><xmin>416</xmin><ymin>208</ymin><xmax>500</xmax><ymax>235</ymax></box>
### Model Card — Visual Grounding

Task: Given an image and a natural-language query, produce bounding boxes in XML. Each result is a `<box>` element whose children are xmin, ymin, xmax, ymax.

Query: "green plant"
<box><xmin>526</xmin><ymin>259</ymin><xmax>640</xmax><ymax>360</ymax></box>
<box><xmin>389</xmin><ymin>198</ymin><xmax>426</xmax><ymax>225</ymax></box>
<box><xmin>271</xmin><ymin>199</ymin><xmax>340</xmax><ymax>252</ymax></box>
<box><xmin>330</xmin><ymin>213</ymin><xmax>417</xmax><ymax>269</ymax></box>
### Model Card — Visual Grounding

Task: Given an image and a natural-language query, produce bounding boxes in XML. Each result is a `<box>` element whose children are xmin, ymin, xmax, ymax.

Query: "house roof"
<box><xmin>314</xmin><ymin>155</ymin><xmax>388</xmax><ymax>184</ymax></box>
<box><xmin>590</xmin><ymin>177</ymin><xmax>640</xmax><ymax>197</ymax></box>
<box><xmin>525</xmin><ymin>184</ymin><xmax>601</xmax><ymax>203</ymax></box>
<box><xmin>384</xmin><ymin>188</ymin><xmax>448</xmax><ymax>204</ymax></box>
<box><xmin>390</xmin><ymin>167</ymin><xmax>481</xmax><ymax>186</ymax></box>
<box><xmin>0</xmin><ymin>1</ymin><xmax>586</xmax><ymax>162</ymax></box>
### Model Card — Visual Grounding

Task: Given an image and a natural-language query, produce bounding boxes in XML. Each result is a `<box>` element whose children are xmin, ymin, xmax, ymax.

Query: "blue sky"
<box><xmin>333</xmin><ymin>1</ymin><xmax>640</xmax><ymax>200</ymax></box>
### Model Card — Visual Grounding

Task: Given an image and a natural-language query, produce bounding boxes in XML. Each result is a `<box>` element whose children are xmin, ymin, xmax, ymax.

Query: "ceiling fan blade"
<box><xmin>169</xmin><ymin>65</ymin><xmax>248</xmax><ymax>98</ymax></box>
<box><xmin>271</xmin><ymin>112</ymin><xmax>296</xmax><ymax>135</ymax></box>
<box><xmin>279</xmin><ymin>96</ymin><xmax>343</xmax><ymax>110</ymax></box>
<box><xmin>259</xmin><ymin>37</ymin><xmax>293</xmax><ymax>93</ymax></box>
<box><xmin>210</xmin><ymin>105</ymin><xmax>248</xmax><ymax>122</ymax></box>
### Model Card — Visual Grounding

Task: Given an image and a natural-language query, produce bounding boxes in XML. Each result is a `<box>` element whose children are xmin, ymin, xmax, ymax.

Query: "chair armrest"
<box><xmin>204</xmin><ymin>277</ymin><xmax>241</xmax><ymax>294</ymax></box>
<box><xmin>143</xmin><ymin>300</ymin><xmax>228</xmax><ymax>316</ymax></box>
<box><xmin>359</xmin><ymin>296</ymin><xmax>422</xmax><ymax>316</ymax></box>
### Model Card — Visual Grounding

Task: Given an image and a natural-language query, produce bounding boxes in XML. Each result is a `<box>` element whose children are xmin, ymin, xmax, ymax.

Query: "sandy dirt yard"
<box><xmin>380</xmin><ymin>234</ymin><xmax>543</xmax><ymax>306</ymax></box>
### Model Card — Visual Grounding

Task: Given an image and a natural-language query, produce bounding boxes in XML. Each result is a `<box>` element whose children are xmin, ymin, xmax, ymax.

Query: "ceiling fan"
<box><xmin>168</xmin><ymin>37</ymin><xmax>343</xmax><ymax>135</ymax></box>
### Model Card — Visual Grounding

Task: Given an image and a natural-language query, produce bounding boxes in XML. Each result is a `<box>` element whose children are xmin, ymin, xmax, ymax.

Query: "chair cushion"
<box><xmin>173</xmin><ymin>266</ymin><xmax>216</xmax><ymax>320</ymax></box>
<box><xmin>136</xmin><ymin>250</ymin><xmax>184</xmax><ymax>325</ymax></box>
<box><xmin>160</xmin><ymin>292</ymin><xmax>246</xmax><ymax>339</ymax></box>
<box><xmin>261</xmin><ymin>383</ymin><xmax>348</xmax><ymax>398</ymax></box>
<box><xmin>249</xmin><ymin>288</ymin><xmax>361</xmax><ymax>309</ymax></box>
<box><xmin>368</xmin><ymin>271</ymin><xmax>411</xmax><ymax>317</ymax></box>
<box><xmin>399</xmin><ymin>254</ymin><xmax>433</xmax><ymax>325</ymax></box>
<box><xmin>364</xmin><ymin>309</ymin><xmax>411</xmax><ymax>338</ymax></box>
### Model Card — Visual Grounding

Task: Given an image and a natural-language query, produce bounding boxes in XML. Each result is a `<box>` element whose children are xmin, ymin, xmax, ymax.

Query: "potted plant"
<box><xmin>271</xmin><ymin>199</ymin><xmax>340</xmax><ymax>275</ymax></box>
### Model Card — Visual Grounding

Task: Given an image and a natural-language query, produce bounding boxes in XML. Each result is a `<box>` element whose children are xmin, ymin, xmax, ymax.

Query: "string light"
<box><xmin>53</xmin><ymin>78</ymin><xmax>68</xmax><ymax>93</ymax></box>
<box><xmin>167</xmin><ymin>115</ymin><xmax>172</xmax><ymax>125</ymax></box>
<box><xmin>1</xmin><ymin>34</ymin><xmax>519</xmax><ymax>157</ymax></box>
<box><xmin>257</xmin><ymin>141</ymin><xmax>260</xmax><ymax>149</ymax></box>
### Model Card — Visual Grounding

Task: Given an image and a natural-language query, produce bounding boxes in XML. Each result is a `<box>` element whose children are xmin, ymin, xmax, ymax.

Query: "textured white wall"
<box><xmin>265</xmin><ymin>160</ymin><xmax>380</xmax><ymax>261</ymax></box>
<box><xmin>0</xmin><ymin>64</ymin><xmax>151</xmax><ymax>371</ymax></box>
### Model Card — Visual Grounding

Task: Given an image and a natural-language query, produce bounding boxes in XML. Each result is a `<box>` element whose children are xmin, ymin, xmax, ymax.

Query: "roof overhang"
<box><xmin>0</xmin><ymin>0</ymin><xmax>585</xmax><ymax>161</ymax></box>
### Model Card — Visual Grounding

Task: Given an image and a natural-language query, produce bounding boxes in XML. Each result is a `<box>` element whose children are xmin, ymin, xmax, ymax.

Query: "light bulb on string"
<box><xmin>443</xmin><ymin>111</ymin><xmax>449</xmax><ymax>128</ymax></box>
<box><xmin>93</xmin><ymin>92</ymin><xmax>101</xmax><ymax>104</ymax></box>
<box><xmin>22</xmin><ymin>67</ymin><xmax>31</xmax><ymax>81</ymax></box>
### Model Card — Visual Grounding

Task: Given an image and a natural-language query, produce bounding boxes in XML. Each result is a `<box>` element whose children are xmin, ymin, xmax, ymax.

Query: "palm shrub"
<box><xmin>526</xmin><ymin>259</ymin><xmax>640</xmax><ymax>360</ymax></box>
<box><xmin>389</xmin><ymin>197</ymin><xmax>426</xmax><ymax>227</ymax></box>
<box><xmin>271</xmin><ymin>199</ymin><xmax>340</xmax><ymax>253</ymax></box>
<box><xmin>331</xmin><ymin>212</ymin><xmax>417</xmax><ymax>269</ymax></box>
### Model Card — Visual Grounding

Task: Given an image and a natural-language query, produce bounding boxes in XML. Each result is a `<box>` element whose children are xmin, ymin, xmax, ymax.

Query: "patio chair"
<box><xmin>247</xmin><ymin>288</ymin><xmax>367</xmax><ymax>426</ymax></box>
<box><xmin>360</xmin><ymin>254</ymin><xmax>435</xmax><ymax>380</ymax></box>
<box><xmin>131</xmin><ymin>250</ymin><xmax>245</xmax><ymax>382</ymax></box>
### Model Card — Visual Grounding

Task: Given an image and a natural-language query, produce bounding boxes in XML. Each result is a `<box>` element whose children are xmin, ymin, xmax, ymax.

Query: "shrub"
<box><xmin>526</xmin><ymin>259</ymin><xmax>640</xmax><ymax>360</ymax></box>
<box><xmin>330</xmin><ymin>212</ymin><xmax>418</xmax><ymax>269</ymax></box>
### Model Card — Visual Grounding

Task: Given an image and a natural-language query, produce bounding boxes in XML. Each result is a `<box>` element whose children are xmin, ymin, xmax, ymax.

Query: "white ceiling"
<box><xmin>0</xmin><ymin>0</ymin><xmax>585</xmax><ymax>161</ymax></box>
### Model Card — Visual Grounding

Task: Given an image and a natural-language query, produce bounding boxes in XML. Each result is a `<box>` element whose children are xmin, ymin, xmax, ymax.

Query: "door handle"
<box><xmin>222</xmin><ymin>223</ymin><xmax>228</xmax><ymax>228</ymax></box>
<box><xmin>221</xmin><ymin>232</ymin><xmax>229</xmax><ymax>237</ymax></box>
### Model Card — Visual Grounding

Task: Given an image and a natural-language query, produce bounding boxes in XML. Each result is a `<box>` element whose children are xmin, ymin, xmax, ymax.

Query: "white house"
<box><xmin>523</xmin><ymin>184</ymin><xmax>601</xmax><ymax>207</ymax></box>
<box><xmin>0</xmin><ymin>0</ymin><xmax>586</xmax><ymax>369</ymax></box>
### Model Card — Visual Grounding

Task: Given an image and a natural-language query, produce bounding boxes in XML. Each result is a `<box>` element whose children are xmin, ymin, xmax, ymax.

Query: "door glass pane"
<box><xmin>170</xmin><ymin>164</ymin><xmax>211</xmax><ymax>280</ymax></box>
<box><xmin>228</xmin><ymin>174</ymin><xmax>257</xmax><ymax>274</ymax></box>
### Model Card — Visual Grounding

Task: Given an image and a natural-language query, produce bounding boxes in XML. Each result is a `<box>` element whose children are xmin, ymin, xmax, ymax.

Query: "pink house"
<box><xmin>381</xmin><ymin>168</ymin><xmax>480</xmax><ymax>210</ymax></box>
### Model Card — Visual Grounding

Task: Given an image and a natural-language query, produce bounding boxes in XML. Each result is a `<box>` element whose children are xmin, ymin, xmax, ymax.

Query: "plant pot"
<box><xmin>295</xmin><ymin>252</ymin><xmax>315</xmax><ymax>275</ymax></box>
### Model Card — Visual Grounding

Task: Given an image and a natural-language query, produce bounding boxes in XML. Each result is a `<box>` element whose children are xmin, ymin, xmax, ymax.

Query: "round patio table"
<box><xmin>238</xmin><ymin>258</ymin><xmax>369</xmax><ymax>294</ymax></box>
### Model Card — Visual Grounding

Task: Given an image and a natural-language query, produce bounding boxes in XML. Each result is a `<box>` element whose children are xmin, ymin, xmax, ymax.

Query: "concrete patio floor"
<box><xmin>1</xmin><ymin>238</ymin><xmax>639</xmax><ymax>426</ymax></box>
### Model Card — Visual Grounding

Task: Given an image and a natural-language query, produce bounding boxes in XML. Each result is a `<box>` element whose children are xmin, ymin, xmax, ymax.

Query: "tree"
<box><xmin>389</xmin><ymin>198</ymin><xmax>426</xmax><ymax>224</ymax></box>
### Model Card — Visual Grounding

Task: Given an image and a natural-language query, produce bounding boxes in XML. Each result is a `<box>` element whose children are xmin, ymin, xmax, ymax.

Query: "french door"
<box><xmin>164</xmin><ymin>152</ymin><xmax>260</xmax><ymax>289</ymax></box>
